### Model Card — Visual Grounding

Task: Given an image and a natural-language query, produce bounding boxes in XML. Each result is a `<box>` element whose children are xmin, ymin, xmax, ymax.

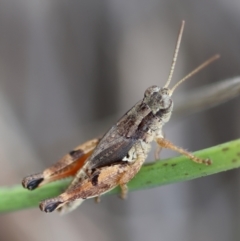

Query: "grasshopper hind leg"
<box><xmin>22</xmin><ymin>174</ymin><xmax>44</xmax><ymax>190</ymax></box>
<box><xmin>39</xmin><ymin>197</ymin><xmax>65</xmax><ymax>213</ymax></box>
<box><xmin>58</xmin><ymin>199</ymin><xmax>85</xmax><ymax>215</ymax></box>
<box><xmin>22</xmin><ymin>138</ymin><xmax>100</xmax><ymax>190</ymax></box>
<box><xmin>39</xmin><ymin>142</ymin><xmax>149</xmax><ymax>213</ymax></box>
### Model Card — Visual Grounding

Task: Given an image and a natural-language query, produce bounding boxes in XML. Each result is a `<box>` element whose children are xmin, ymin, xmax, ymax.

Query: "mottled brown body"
<box><xmin>22</xmin><ymin>21</ymin><xmax>217</xmax><ymax>213</ymax></box>
<box><xmin>40</xmin><ymin>142</ymin><xmax>148</xmax><ymax>212</ymax></box>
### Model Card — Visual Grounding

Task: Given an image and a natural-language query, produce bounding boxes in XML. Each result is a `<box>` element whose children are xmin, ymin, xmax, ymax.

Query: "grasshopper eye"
<box><xmin>144</xmin><ymin>86</ymin><xmax>159</xmax><ymax>97</ymax></box>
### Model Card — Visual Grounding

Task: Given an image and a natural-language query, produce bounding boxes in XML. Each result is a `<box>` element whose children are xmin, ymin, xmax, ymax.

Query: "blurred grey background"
<box><xmin>0</xmin><ymin>0</ymin><xmax>240</xmax><ymax>241</ymax></box>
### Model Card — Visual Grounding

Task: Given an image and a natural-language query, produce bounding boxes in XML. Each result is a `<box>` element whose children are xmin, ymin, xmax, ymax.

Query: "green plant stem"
<box><xmin>0</xmin><ymin>139</ymin><xmax>240</xmax><ymax>213</ymax></box>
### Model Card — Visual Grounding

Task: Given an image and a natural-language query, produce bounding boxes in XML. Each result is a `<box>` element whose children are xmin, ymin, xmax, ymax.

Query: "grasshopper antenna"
<box><xmin>164</xmin><ymin>20</ymin><xmax>185</xmax><ymax>88</ymax></box>
<box><xmin>169</xmin><ymin>54</ymin><xmax>220</xmax><ymax>96</ymax></box>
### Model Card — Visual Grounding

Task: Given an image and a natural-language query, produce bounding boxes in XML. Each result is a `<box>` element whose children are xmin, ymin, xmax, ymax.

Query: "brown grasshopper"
<box><xmin>22</xmin><ymin>21</ymin><xmax>219</xmax><ymax>214</ymax></box>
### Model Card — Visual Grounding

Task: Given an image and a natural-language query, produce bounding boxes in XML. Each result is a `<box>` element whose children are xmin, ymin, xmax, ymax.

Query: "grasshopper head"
<box><xmin>144</xmin><ymin>86</ymin><xmax>173</xmax><ymax>114</ymax></box>
<box><xmin>142</xmin><ymin>21</ymin><xmax>219</xmax><ymax>124</ymax></box>
<box><xmin>143</xmin><ymin>85</ymin><xmax>173</xmax><ymax>123</ymax></box>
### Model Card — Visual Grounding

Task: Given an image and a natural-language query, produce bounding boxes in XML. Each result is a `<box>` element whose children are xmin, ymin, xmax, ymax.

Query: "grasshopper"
<box><xmin>22</xmin><ymin>21</ymin><xmax>219</xmax><ymax>214</ymax></box>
